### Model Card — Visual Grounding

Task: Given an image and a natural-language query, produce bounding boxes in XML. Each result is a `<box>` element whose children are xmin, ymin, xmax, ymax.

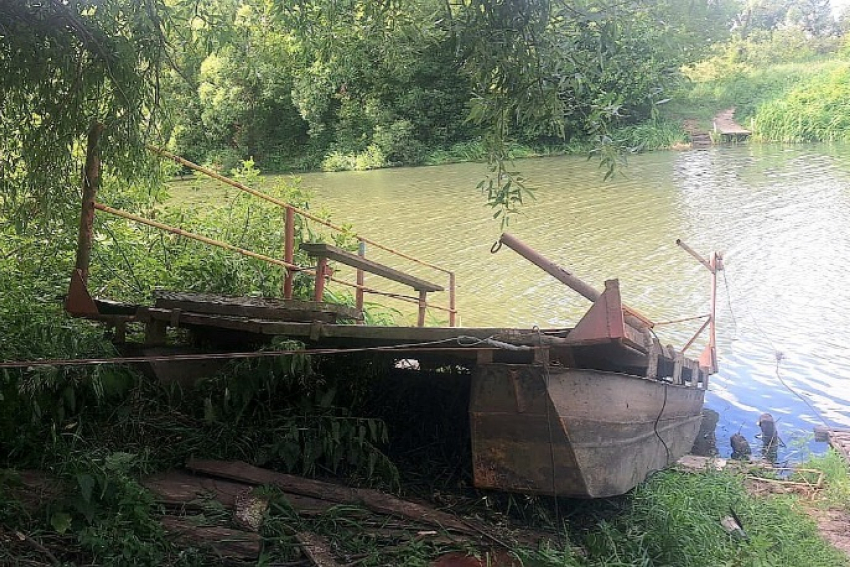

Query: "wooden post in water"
<box><xmin>73</xmin><ymin>122</ymin><xmax>105</xmax><ymax>284</ymax></box>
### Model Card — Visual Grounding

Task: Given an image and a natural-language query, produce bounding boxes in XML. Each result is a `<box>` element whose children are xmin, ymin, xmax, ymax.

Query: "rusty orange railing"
<box><xmin>69</xmin><ymin>125</ymin><xmax>457</xmax><ymax>328</ymax></box>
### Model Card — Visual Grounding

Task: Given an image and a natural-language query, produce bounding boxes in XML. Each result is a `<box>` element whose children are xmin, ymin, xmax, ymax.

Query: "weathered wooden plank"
<box><xmin>161</xmin><ymin>516</ymin><xmax>261</xmax><ymax>559</ymax></box>
<box><xmin>672</xmin><ymin>353</ymin><xmax>684</xmax><ymax>385</ymax></box>
<box><xmin>137</xmin><ymin>308</ymin><xmax>567</xmax><ymax>346</ymax></box>
<box><xmin>143</xmin><ymin>470</ymin><xmax>334</xmax><ymax>516</ymax></box>
<box><xmin>301</xmin><ymin>243</ymin><xmax>443</xmax><ymax>292</ymax></box>
<box><xmin>185</xmin><ymin>459</ymin><xmax>473</xmax><ymax>534</ymax></box>
<box><xmin>646</xmin><ymin>341</ymin><xmax>660</xmax><ymax>380</ymax></box>
<box><xmin>153</xmin><ymin>291</ymin><xmax>358</xmax><ymax>322</ymax></box>
<box><xmin>828</xmin><ymin>431</ymin><xmax>850</xmax><ymax>462</ymax></box>
<box><xmin>296</xmin><ymin>532</ymin><xmax>343</xmax><ymax>567</ymax></box>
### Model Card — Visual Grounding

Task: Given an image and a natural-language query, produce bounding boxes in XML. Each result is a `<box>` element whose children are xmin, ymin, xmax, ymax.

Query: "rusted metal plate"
<box><xmin>65</xmin><ymin>269</ymin><xmax>99</xmax><ymax>317</ymax></box>
<box><xmin>565</xmin><ymin>280</ymin><xmax>629</xmax><ymax>346</ymax></box>
<box><xmin>470</xmin><ymin>364</ymin><xmax>705</xmax><ymax>498</ymax></box>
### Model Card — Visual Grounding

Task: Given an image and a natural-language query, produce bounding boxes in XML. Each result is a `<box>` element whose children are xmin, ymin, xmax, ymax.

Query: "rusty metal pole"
<box><xmin>498</xmin><ymin>232</ymin><xmax>655</xmax><ymax>327</ymax></box>
<box><xmin>283</xmin><ymin>206</ymin><xmax>295</xmax><ymax>299</ymax></box>
<box><xmin>417</xmin><ymin>291</ymin><xmax>427</xmax><ymax>327</ymax></box>
<box><xmin>707</xmin><ymin>252</ymin><xmax>720</xmax><ymax>372</ymax></box>
<box><xmin>499</xmin><ymin>233</ymin><xmax>600</xmax><ymax>302</ymax></box>
<box><xmin>73</xmin><ymin>122</ymin><xmax>105</xmax><ymax>284</ymax></box>
<box><xmin>356</xmin><ymin>240</ymin><xmax>365</xmax><ymax>322</ymax></box>
<box><xmin>449</xmin><ymin>271</ymin><xmax>457</xmax><ymax>327</ymax></box>
<box><xmin>314</xmin><ymin>257</ymin><xmax>328</xmax><ymax>302</ymax></box>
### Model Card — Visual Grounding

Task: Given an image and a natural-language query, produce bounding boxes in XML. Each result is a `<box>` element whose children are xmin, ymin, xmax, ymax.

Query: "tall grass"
<box><xmin>754</xmin><ymin>62</ymin><xmax>850</xmax><ymax>143</ymax></box>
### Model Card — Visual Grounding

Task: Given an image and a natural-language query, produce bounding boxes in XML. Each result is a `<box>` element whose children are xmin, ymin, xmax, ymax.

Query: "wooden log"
<box><xmin>295</xmin><ymin>532</ymin><xmax>342</xmax><ymax>567</ymax></box>
<box><xmin>143</xmin><ymin>470</ymin><xmax>334</xmax><ymax>516</ymax></box>
<box><xmin>185</xmin><ymin>459</ymin><xmax>473</xmax><ymax>534</ymax></box>
<box><xmin>161</xmin><ymin>516</ymin><xmax>261</xmax><ymax>560</ymax></box>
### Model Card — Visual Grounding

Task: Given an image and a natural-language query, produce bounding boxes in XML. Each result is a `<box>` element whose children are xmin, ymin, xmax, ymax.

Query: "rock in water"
<box><xmin>730</xmin><ymin>433</ymin><xmax>751</xmax><ymax>459</ymax></box>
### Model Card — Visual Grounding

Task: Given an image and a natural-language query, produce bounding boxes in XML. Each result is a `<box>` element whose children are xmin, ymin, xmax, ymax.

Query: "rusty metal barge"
<box><xmin>467</xmin><ymin>234</ymin><xmax>720</xmax><ymax>498</ymax></box>
<box><xmin>58</xmin><ymin>133</ymin><xmax>721</xmax><ymax>499</ymax></box>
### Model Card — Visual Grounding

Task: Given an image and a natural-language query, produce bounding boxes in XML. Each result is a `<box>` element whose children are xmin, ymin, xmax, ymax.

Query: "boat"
<box><xmin>470</xmin><ymin>233</ymin><xmax>720</xmax><ymax>498</ymax></box>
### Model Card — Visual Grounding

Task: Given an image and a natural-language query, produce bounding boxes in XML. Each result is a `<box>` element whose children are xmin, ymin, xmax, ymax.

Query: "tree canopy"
<box><xmin>1</xmin><ymin>0</ymin><xmax>746</xmax><ymax>225</ymax></box>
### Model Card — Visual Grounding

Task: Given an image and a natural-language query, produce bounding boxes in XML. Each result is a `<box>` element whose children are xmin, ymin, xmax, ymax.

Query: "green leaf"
<box><xmin>50</xmin><ymin>512</ymin><xmax>72</xmax><ymax>534</ymax></box>
<box><xmin>76</xmin><ymin>473</ymin><xmax>95</xmax><ymax>504</ymax></box>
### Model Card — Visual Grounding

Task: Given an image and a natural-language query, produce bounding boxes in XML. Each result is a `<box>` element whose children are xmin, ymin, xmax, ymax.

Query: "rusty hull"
<box><xmin>470</xmin><ymin>364</ymin><xmax>704</xmax><ymax>498</ymax></box>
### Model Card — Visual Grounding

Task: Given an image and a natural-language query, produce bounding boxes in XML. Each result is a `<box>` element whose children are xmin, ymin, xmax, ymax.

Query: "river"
<box><xmin>288</xmin><ymin>144</ymin><xmax>850</xmax><ymax>461</ymax></box>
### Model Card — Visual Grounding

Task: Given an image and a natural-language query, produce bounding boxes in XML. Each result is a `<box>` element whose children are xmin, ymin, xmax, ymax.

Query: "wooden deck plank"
<box><xmin>153</xmin><ymin>291</ymin><xmax>359</xmax><ymax>321</ymax></box>
<box><xmin>137</xmin><ymin>307</ymin><xmax>571</xmax><ymax>346</ymax></box>
<box><xmin>301</xmin><ymin>243</ymin><xmax>444</xmax><ymax>292</ymax></box>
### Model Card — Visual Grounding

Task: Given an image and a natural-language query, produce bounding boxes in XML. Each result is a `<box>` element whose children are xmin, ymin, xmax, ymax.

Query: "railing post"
<box><xmin>356</xmin><ymin>240</ymin><xmax>365</xmax><ymax>323</ymax></box>
<box><xmin>314</xmin><ymin>257</ymin><xmax>328</xmax><ymax>302</ymax></box>
<box><xmin>283</xmin><ymin>206</ymin><xmax>295</xmax><ymax>299</ymax></box>
<box><xmin>449</xmin><ymin>272</ymin><xmax>456</xmax><ymax>327</ymax></box>
<box><xmin>707</xmin><ymin>252</ymin><xmax>719</xmax><ymax>373</ymax></box>
<box><xmin>74</xmin><ymin>122</ymin><xmax>105</xmax><ymax>284</ymax></box>
<box><xmin>417</xmin><ymin>291</ymin><xmax>428</xmax><ymax>327</ymax></box>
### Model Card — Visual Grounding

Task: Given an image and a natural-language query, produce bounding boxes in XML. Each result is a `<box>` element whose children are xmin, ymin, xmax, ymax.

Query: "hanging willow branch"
<box><xmin>0</xmin><ymin>0</ymin><xmax>172</xmax><ymax>232</ymax></box>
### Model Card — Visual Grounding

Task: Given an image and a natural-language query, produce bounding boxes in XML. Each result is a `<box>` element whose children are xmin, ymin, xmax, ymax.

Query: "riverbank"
<box><xmin>2</xmin><ymin>439</ymin><xmax>849</xmax><ymax>565</ymax></box>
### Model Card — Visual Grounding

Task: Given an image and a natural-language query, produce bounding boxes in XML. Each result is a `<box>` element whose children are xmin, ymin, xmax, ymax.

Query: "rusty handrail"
<box><xmin>150</xmin><ymin>147</ymin><xmax>453</xmax><ymax>275</ymax></box>
<box><xmin>95</xmin><ymin>203</ymin><xmax>300</xmax><ymax>271</ymax></box>
<box><xmin>149</xmin><ymin>146</ymin><xmax>457</xmax><ymax>325</ymax></box>
<box><xmin>93</xmin><ymin>203</ymin><xmax>454</xmax><ymax>317</ymax></box>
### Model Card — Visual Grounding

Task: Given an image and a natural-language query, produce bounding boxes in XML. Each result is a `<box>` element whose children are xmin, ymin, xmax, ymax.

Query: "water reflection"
<box><xmin>297</xmin><ymin>144</ymin><xmax>850</xmax><ymax>461</ymax></box>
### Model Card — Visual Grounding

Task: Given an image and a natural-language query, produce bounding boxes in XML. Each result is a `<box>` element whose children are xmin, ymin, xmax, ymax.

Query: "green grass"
<box><xmin>672</xmin><ymin>54</ymin><xmax>850</xmax><ymax>144</ymax></box>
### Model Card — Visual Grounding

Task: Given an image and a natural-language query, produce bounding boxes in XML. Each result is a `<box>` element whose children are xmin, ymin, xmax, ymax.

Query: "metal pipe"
<box><xmin>682</xmin><ymin>317</ymin><xmax>711</xmax><ymax>353</ymax></box>
<box><xmin>449</xmin><ymin>272</ymin><xmax>457</xmax><ymax>327</ymax></box>
<box><xmin>676</xmin><ymin>239</ymin><xmax>713</xmax><ymax>273</ymax></box>
<box><xmin>498</xmin><ymin>232</ymin><xmax>654</xmax><ymax>326</ymax></box>
<box><xmin>499</xmin><ymin>233</ymin><xmax>600</xmax><ymax>302</ymax></box>
<box><xmin>708</xmin><ymin>252</ymin><xmax>719</xmax><ymax>370</ymax></box>
<box><xmin>283</xmin><ymin>206</ymin><xmax>295</xmax><ymax>298</ymax></box>
<box><xmin>356</xmin><ymin>240</ymin><xmax>365</xmax><ymax>319</ymax></box>
<box><xmin>417</xmin><ymin>291</ymin><xmax>428</xmax><ymax>327</ymax></box>
<box><xmin>74</xmin><ymin>123</ymin><xmax>105</xmax><ymax>283</ymax></box>
<box><xmin>149</xmin><ymin>147</ymin><xmax>452</xmax><ymax>275</ymax></box>
<box><xmin>95</xmin><ymin>203</ymin><xmax>300</xmax><ymax>271</ymax></box>
<box><xmin>314</xmin><ymin>257</ymin><xmax>328</xmax><ymax>302</ymax></box>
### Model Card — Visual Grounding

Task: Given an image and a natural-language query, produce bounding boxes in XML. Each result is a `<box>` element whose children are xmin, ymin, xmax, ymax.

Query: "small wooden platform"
<box><xmin>153</xmin><ymin>291</ymin><xmax>359</xmax><ymax>322</ymax></box>
<box><xmin>301</xmin><ymin>243</ymin><xmax>443</xmax><ymax>292</ymax></box>
<box><xmin>827</xmin><ymin>430</ymin><xmax>850</xmax><ymax>462</ymax></box>
<box><xmin>713</xmin><ymin>108</ymin><xmax>751</xmax><ymax>140</ymax></box>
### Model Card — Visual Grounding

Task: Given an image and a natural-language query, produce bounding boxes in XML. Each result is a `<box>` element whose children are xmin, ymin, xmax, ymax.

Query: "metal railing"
<box><xmin>71</xmin><ymin>126</ymin><xmax>457</xmax><ymax>327</ymax></box>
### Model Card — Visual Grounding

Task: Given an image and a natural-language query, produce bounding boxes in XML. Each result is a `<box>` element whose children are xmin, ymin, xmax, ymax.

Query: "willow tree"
<box><xmin>0</xmin><ymin>0</ymin><xmax>170</xmax><ymax>232</ymax></box>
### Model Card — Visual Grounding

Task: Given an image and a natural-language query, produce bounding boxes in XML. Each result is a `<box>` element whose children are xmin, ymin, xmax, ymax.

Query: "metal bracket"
<box><xmin>65</xmin><ymin>269</ymin><xmax>99</xmax><ymax>317</ymax></box>
<box><xmin>566</xmin><ymin>279</ymin><xmax>626</xmax><ymax>345</ymax></box>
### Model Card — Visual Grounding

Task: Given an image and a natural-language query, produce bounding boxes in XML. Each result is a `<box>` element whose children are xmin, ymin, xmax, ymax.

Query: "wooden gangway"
<box><xmin>713</xmin><ymin>107</ymin><xmax>751</xmax><ymax>141</ymax></box>
<box><xmin>66</xmin><ymin>124</ymin><xmax>457</xmax><ymax>330</ymax></box>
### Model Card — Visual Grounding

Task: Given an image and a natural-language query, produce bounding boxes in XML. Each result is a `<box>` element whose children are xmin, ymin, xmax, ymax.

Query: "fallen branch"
<box><xmin>186</xmin><ymin>459</ymin><xmax>473</xmax><ymax>535</ymax></box>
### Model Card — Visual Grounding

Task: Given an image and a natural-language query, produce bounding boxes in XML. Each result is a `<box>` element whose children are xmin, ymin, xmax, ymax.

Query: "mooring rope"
<box><xmin>0</xmin><ymin>335</ymin><xmax>532</xmax><ymax>369</ymax></box>
<box><xmin>721</xmin><ymin>267</ymin><xmax>833</xmax><ymax>429</ymax></box>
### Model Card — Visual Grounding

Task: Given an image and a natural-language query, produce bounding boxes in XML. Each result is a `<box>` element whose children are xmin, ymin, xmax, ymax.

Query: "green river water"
<box><xmin>175</xmin><ymin>144</ymin><xmax>850</xmax><ymax>459</ymax></box>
